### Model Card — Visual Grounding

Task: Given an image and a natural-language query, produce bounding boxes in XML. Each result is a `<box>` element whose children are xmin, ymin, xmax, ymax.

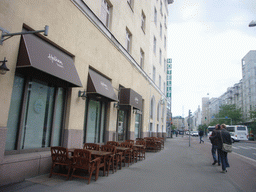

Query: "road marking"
<box><xmin>247</xmin><ymin>147</ymin><xmax>256</xmax><ymax>150</ymax></box>
<box><xmin>232</xmin><ymin>146</ymin><xmax>239</xmax><ymax>149</ymax></box>
<box><xmin>232</xmin><ymin>152</ymin><xmax>256</xmax><ymax>166</ymax></box>
<box><xmin>239</xmin><ymin>146</ymin><xmax>250</xmax><ymax>149</ymax></box>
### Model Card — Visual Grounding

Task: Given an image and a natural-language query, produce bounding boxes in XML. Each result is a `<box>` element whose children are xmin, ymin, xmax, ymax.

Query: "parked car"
<box><xmin>191</xmin><ymin>131</ymin><xmax>199</xmax><ymax>136</ymax></box>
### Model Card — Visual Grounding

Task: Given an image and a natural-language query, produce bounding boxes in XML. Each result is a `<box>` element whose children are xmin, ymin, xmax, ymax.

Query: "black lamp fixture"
<box><xmin>114</xmin><ymin>102</ymin><xmax>119</xmax><ymax>109</ymax></box>
<box><xmin>0</xmin><ymin>57</ymin><xmax>9</xmax><ymax>75</ymax></box>
<box><xmin>78</xmin><ymin>90</ymin><xmax>87</xmax><ymax>100</ymax></box>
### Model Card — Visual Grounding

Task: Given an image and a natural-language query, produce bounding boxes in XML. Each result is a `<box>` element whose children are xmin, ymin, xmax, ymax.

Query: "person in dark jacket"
<box><xmin>212</xmin><ymin>124</ymin><xmax>232</xmax><ymax>173</ymax></box>
<box><xmin>209</xmin><ymin>124</ymin><xmax>221</xmax><ymax>166</ymax></box>
<box><xmin>199</xmin><ymin>130</ymin><xmax>204</xmax><ymax>143</ymax></box>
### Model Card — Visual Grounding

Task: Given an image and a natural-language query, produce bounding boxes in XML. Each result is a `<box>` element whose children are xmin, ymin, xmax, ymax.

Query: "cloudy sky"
<box><xmin>167</xmin><ymin>0</ymin><xmax>256</xmax><ymax>117</ymax></box>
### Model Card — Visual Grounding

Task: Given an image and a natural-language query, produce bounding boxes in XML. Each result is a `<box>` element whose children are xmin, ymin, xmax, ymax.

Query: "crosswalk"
<box><xmin>232</xmin><ymin>146</ymin><xmax>256</xmax><ymax>150</ymax></box>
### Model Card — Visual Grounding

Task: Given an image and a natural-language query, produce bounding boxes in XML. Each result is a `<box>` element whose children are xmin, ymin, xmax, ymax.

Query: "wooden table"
<box><xmin>68</xmin><ymin>148</ymin><xmax>112</xmax><ymax>179</ymax></box>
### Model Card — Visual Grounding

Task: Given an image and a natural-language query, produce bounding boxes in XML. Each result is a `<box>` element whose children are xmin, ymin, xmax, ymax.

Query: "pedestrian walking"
<box><xmin>199</xmin><ymin>130</ymin><xmax>204</xmax><ymax>143</ymax></box>
<box><xmin>209</xmin><ymin>124</ymin><xmax>221</xmax><ymax>166</ymax></box>
<box><xmin>211</xmin><ymin>124</ymin><xmax>232</xmax><ymax>173</ymax></box>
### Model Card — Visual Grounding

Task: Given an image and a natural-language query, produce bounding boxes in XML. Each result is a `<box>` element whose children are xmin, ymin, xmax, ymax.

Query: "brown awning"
<box><xmin>87</xmin><ymin>69</ymin><xmax>118</xmax><ymax>102</ymax></box>
<box><xmin>119</xmin><ymin>88</ymin><xmax>142</xmax><ymax>110</ymax></box>
<box><xmin>16</xmin><ymin>34</ymin><xmax>82</xmax><ymax>87</ymax></box>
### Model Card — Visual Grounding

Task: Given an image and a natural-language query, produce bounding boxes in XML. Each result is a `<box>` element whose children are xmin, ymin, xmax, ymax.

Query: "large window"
<box><xmin>6</xmin><ymin>75</ymin><xmax>66</xmax><ymax>152</ymax></box>
<box><xmin>101</xmin><ymin>0</ymin><xmax>111</xmax><ymax>28</ymax></box>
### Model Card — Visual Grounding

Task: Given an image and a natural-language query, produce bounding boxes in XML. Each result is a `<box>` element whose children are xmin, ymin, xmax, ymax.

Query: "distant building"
<box><xmin>242</xmin><ymin>50</ymin><xmax>256</xmax><ymax>120</ymax></box>
<box><xmin>172</xmin><ymin>116</ymin><xmax>184</xmax><ymax>130</ymax></box>
<box><xmin>166</xmin><ymin>58</ymin><xmax>172</xmax><ymax>136</ymax></box>
<box><xmin>201</xmin><ymin>97</ymin><xmax>210</xmax><ymax>124</ymax></box>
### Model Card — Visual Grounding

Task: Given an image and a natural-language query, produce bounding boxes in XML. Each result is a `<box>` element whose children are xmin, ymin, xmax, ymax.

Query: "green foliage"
<box><xmin>198</xmin><ymin>124</ymin><xmax>207</xmax><ymax>131</ymax></box>
<box><xmin>171</xmin><ymin>125</ymin><xmax>176</xmax><ymax>130</ymax></box>
<box><xmin>209</xmin><ymin>104</ymin><xmax>243</xmax><ymax>125</ymax></box>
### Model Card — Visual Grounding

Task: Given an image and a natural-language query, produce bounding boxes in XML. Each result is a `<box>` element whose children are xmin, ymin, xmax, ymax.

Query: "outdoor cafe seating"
<box><xmin>49</xmin><ymin>137</ymin><xmax>157</xmax><ymax>184</ymax></box>
<box><xmin>83</xmin><ymin>143</ymin><xmax>100</xmax><ymax>151</ymax></box>
<box><xmin>70</xmin><ymin>149</ymin><xmax>101</xmax><ymax>184</ymax></box>
<box><xmin>135</xmin><ymin>140</ymin><xmax>146</xmax><ymax>160</ymax></box>
<box><xmin>100</xmin><ymin>145</ymin><xmax>116</xmax><ymax>176</ymax></box>
<box><xmin>49</xmin><ymin>147</ymin><xmax>72</xmax><ymax>180</ymax></box>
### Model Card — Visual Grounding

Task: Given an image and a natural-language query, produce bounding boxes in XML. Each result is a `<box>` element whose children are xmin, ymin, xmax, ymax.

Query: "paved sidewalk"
<box><xmin>1</xmin><ymin>137</ymin><xmax>255</xmax><ymax>192</ymax></box>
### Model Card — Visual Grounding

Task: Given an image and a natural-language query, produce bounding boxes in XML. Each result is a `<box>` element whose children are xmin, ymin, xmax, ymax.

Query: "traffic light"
<box><xmin>205</xmin><ymin>117</ymin><xmax>207</xmax><ymax>120</ymax></box>
<box><xmin>189</xmin><ymin>109</ymin><xmax>192</xmax><ymax>117</ymax></box>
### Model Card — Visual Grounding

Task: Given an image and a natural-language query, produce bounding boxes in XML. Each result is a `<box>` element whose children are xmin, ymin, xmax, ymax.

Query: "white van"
<box><xmin>226</xmin><ymin>125</ymin><xmax>248</xmax><ymax>142</ymax></box>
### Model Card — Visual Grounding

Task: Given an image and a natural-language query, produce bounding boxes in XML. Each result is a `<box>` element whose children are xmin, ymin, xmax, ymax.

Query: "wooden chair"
<box><xmin>145</xmin><ymin>139</ymin><xmax>160</xmax><ymax>152</ymax></box>
<box><xmin>106</xmin><ymin>141</ymin><xmax>119</xmax><ymax>147</ymax></box>
<box><xmin>83</xmin><ymin>143</ymin><xmax>100</xmax><ymax>151</ymax></box>
<box><xmin>135</xmin><ymin>140</ymin><xmax>146</xmax><ymax>160</ymax></box>
<box><xmin>157</xmin><ymin>137</ymin><xmax>164</xmax><ymax>149</ymax></box>
<box><xmin>120</xmin><ymin>142</ymin><xmax>133</xmax><ymax>166</ymax></box>
<box><xmin>70</xmin><ymin>149</ymin><xmax>101</xmax><ymax>184</ymax></box>
<box><xmin>49</xmin><ymin>147</ymin><xmax>72</xmax><ymax>180</ymax></box>
<box><xmin>101</xmin><ymin>145</ymin><xmax>116</xmax><ymax>175</ymax></box>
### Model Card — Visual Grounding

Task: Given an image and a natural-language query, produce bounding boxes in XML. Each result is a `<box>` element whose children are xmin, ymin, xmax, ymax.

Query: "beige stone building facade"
<box><xmin>0</xmin><ymin>0</ymin><xmax>173</xmax><ymax>186</ymax></box>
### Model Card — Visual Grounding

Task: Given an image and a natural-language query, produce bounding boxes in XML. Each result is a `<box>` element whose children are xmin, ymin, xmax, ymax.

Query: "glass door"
<box><xmin>86</xmin><ymin>100</ymin><xmax>100</xmax><ymax>143</ymax></box>
<box><xmin>118</xmin><ymin>110</ymin><xmax>127</xmax><ymax>141</ymax></box>
<box><xmin>134</xmin><ymin>113</ymin><xmax>141</xmax><ymax>139</ymax></box>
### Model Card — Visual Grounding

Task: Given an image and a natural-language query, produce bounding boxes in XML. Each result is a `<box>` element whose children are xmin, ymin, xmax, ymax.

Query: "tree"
<box><xmin>248</xmin><ymin>110</ymin><xmax>256</xmax><ymax>140</ymax></box>
<box><xmin>209</xmin><ymin>104</ymin><xmax>243</xmax><ymax>125</ymax></box>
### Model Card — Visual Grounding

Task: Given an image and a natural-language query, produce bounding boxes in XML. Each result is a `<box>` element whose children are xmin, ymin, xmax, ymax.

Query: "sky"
<box><xmin>167</xmin><ymin>0</ymin><xmax>256</xmax><ymax>117</ymax></box>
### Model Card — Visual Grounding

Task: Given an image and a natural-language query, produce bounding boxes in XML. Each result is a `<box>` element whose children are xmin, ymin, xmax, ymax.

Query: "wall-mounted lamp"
<box><xmin>114</xmin><ymin>102</ymin><xmax>119</xmax><ymax>109</ymax></box>
<box><xmin>0</xmin><ymin>25</ymin><xmax>49</xmax><ymax>45</ymax></box>
<box><xmin>160</xmin><ymin>98</ymin><xmax>165</xmax><ymax>105</ymax></box>
<box><xmin>0</xmin><ymin>57</ymin><xmax>9</xmax><ymax>75</ymax></box>
<box><xmin>78</xmin><ymin>90</ymin><xmax>87</xmax><ymax>100</ymax></box>
<box><xmin>133</xmin><ymin>108</ymin><xmax>142</xmax><ymax>114</ymax></box>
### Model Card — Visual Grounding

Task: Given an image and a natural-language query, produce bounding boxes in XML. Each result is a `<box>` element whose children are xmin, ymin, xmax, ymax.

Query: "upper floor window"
<box><xmin>127</xmin><ymin>0</ymin><xmax>134</xmax><ymax>10</ymax></box>
<box><xmin>153</xmin><ymin>36</ymin><xmax>156</xmax><ymax>54</ymax></box>
<box><xmin>126</xmin><ymin>28</ymin><xmax>132</xmax><ymax>53</ymax></box>
<box><xmin>159</xmin><ymin>75</ymin><xmax>161</xmax><ymax>90</ymax></box>
<box><xmin>160</xmin><ymin>23</ymin><xmax>162</xmax><ymax>38</ymax></box>
<box><xmin>164</xmin><ymin>15</ymin><xmax>167</xmax><ymax>28</ymax></box>
<box><xmin>164</xmin><ymin>58</ymin><xmax>166</xmax><ymax>72</ymax></box>
<box><xmin>164</xmin><ymin>35</ymin><xmax>166</xmax><ymax>49</ymax></box>
<box><xmin>160</xmin><ymin>1</ymin><xmax>163</xmax><ymax>16</ymax></box>
<box><xmin>141</xmin><ymin>11</ymin><xmax>146</xmax><ymax>32</ymax></box>
<box><xmin>140</xmin><ymin>48</ymin><xmax>144</xmax><ymax>68</ymax></box>
<box><xmin>153</xmin><ymin>66</ymin><xmax>156</xmax><ymax>82</ymax></box>
<box><xmin>159</xmin><ymin>49</ymin><xmax>162</xmax><ymax>65</ymax></box>
<box><xmin>154</xmin><ymin>7</ymin><xmax>157</xmax><ymax>25</ymax></box>
<box><xmin>101</xmin><ymin>0</ymin><xmax>111</xmax><ymax>28</ymax></box>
